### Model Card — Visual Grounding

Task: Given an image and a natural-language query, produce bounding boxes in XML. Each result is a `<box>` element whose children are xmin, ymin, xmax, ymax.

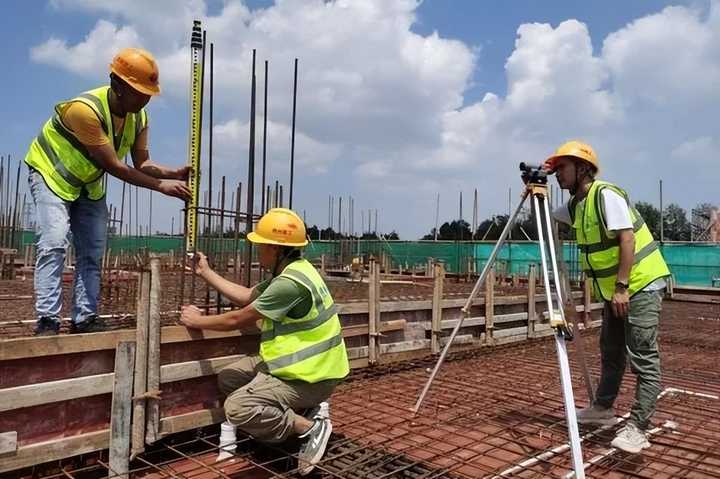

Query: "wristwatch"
<box><xmin>615</xmin><ymin>281</ymin><xmax>629</xmax><ymax>290</ymax></box>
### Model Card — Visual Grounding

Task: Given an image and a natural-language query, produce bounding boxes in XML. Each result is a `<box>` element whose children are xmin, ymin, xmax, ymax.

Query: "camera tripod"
<box><xmin>412</xmin><ymin>180</ymin><xmax>587</xmax><ymax>479</ymax></box>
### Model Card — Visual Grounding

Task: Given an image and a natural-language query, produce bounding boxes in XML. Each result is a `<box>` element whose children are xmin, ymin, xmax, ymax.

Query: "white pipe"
<box><xmin>562</xmin><ymin>421</ymin><xmax>678</xmax><ymax>479</ymax></box>
<box><xmin>491</xmin><ymin>415</ymin><xmax>624</xmax><ymax>478</ymax></box>
<box><xmin>494</xmin><ymin>386</ymin><xmax>718</xmax><ymax>478</ymax></box>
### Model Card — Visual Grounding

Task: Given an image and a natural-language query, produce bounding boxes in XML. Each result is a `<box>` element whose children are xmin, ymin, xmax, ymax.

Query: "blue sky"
<box><xmin>1</xmin><ymin>0</ymin><xmax>717</xmax><ymax>239</ymax></box>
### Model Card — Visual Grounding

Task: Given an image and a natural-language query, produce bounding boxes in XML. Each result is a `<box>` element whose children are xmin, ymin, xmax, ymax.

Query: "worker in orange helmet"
<box><xmin>545</xmin><ymin>140</ymin><xmax>670</xmax><ymax>455</ymax></box>
<box><xmin>25</xmin><ymin>48</ymin><xmax>191</xmax><ymax>335</ymax></box>
<box><xmin>181</xmin><ymin>208</ymin><xmax>349</xmax><ymax>475</ymax></box>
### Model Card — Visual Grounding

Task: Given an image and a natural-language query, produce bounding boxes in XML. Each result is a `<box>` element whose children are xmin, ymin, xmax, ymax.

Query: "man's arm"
<box><xmin>86</xmin><ymin>143</ymin><xmax>191</xmax><ymax>200</ymax></box>
<box><xmin>616</xmin><ymin>229</ymin><xmax>635</xmax><ymax>285</ymax></box>
<box><xmin>180</xmin><ymin>304</ymin><xmax>262</xmax><ymax>331</ymax></box>
<box><xmin>191</xmin><ymin>252</ymin><xmax>255</xmax><ymax>305</ymax></box>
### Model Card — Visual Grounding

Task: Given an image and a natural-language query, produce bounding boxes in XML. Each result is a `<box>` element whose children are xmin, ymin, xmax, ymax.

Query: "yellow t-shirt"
<box><xmin>59</xmin><ymin>102</ymin><xmax>148</xmax><ymax>150</ymax></box>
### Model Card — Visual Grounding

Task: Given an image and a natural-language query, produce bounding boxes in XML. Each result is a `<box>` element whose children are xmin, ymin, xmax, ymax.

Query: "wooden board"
<box><xmin>0</xmin><ymin>431</ymin><xmax>17</xmax><ymax>455</ymax></box>
<box><xmin>109</xmin><ymin>341</ymin><xmax>135</xmax><ymax>479</ymax></box>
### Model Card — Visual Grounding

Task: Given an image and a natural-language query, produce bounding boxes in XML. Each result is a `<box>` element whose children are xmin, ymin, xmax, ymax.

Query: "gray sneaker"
<box><xmin>576</xmin><ymin>403</ymin><xmax>616</xmax><ymax>425</ymax></box>
<box><xmin>297</xmin><ymin>418</ymin><xmax>332</xmax><ymax>476</ymax></box>
<box><xmin>611</xmin><ymin>422</ymin><xmax>651</xmax><ymax>453</ymax></box>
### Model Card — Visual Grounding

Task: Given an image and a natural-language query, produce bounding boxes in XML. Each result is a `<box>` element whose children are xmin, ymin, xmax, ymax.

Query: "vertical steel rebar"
<box><xmin>207</xmin><ymin>42</ymin><xmax>214</xmax><ymax>260</ymax></box>
<box><xmin>233</xmin><ymin>182</ymin><xmax>242</xmax><ymax>281</ymax></box>
<box><xmin>289</xmin><ymin>58</ymin><xmax>298</xmax><ymax>209</ymax></box>
<box><xmin>9</xmin><ymin>159</ymin><xmax>21</xmax><ymax>250</ymax></box>
<box><xmin>218</xmin><ymin>176</ymin><xmax>226</xmax><ymax>313</ymax></box>
<box><xmin>243</xmin><ymin>49</ymin><xmax>257</xmax><ymax>287</ymax></box>
<box><xmin>261</xmin><ymin>60</ymin><xmax>268</xmax><ymax>214</ymax></box>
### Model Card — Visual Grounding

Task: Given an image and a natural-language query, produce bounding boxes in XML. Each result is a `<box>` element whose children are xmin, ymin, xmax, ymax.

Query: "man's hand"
<box><xmin>180</xmin><ymin>305</ymin><xmax>203</xmax><ymax>328</ymax></box>
<box><xmin>171</xmin><ymin>166</ymin><xmax>192</xmax><ymax>180</ymax></box>
<box><xmin>611</xmin><ymin>287</ymin><xmax>630</xmax><ymax>319</ymax></box>
<box><xmin>158</xmin><ymin>179</ymin><xmax>192</xmax><ymax>200</ymax></box>
<box><xmin>186</xmin><ymin>252</ymin><xmax>211</xmax><ymax>278</ymax></box>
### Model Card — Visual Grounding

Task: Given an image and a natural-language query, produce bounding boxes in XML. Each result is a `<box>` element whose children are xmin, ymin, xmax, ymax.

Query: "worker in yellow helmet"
<box><xmin>545</xmin><ymin>140</ymin><xmax>670</xmax><ymax>454</ymax></box>
<box><xmin>181</xmin><ymin>208</ymin><xmax>349</xmax><ymax>475</ymax></box>
<box><xmin>25</xmin><ymin>48</ymin><xmax>191</xmax><ymax>336</ymax></box>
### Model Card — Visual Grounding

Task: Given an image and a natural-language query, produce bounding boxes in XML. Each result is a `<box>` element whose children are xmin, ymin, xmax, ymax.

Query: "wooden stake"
<box><xmin>527</xmin><ymin>264</ymin><xmax>537</xmax><ymax>338</ymax></box>
<box><xmin>431</xmin><ymin>262</ymin><xmax>445</xmax><ymax>354</ymax></box>
<box><xmin>131</xmin><ymin>269</ymin><xmax>150</xmax><ymax>458</ymax></box>
<box><xmin>368</xmin><ymin>260</ymin><xmax>380</xmax><ymax>365</ymax></box>
<box><xmin>145</xmin><ymin>257</ymin><xmax>161</xmax><ymax>444</ymax></box>
<box><xmin>484</xmin><ymin>266</ymin><xmax>495</xmax><ymax>345</ymax></box>
<box><xmin>109</xmin><ymin>341</ymin><xmax>136</xmax><ymax>479</ymax></box>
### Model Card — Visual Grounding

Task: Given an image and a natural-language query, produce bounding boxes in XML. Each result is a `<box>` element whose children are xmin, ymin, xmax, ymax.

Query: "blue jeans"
<box><xmin>29</xmin><ymin>170</ymin><xmax>108</xmax><ymax>324</ymax></box>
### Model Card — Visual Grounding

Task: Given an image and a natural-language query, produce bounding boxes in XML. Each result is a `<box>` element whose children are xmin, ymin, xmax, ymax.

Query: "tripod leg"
<box><xmin>412</xmin><ymin>190</ymin><xmax>530</xmax><ymax>414</ymax></box>
<box><xmin>533</xmin><ymin>194</ymin><xmax>585</xmax><ymax>478</ymax></box>
<box><xmin>542</xmin><ymin>195</ymin><xmax>596</xmax><ymax>404</ymax></box>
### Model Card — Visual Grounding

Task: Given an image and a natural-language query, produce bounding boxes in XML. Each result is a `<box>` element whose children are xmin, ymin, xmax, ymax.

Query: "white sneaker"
<box><xmin>576</xmin><ymin>404</ymin><xmax>616</xmax><ymax>425</ymax></box>
<box><xmin>297</xmin><ymin>418</ymin><xmax>332</xmax><ymax>476</ymax></box>
<box><xmin>611</xmin><ymin>423</ymin><xmax>651</xmax><ymax>454</ymax></box>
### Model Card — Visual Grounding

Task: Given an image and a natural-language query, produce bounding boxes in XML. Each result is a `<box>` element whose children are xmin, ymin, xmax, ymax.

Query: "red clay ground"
<box><xmin>30</xmin><ymin>300</ymin><xmax>719</xmax><ymax>479</ymax></box>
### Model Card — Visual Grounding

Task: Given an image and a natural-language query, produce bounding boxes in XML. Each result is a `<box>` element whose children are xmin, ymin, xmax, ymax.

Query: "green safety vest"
<box><xmin>24</xmin><ymin>86</ymin><xmax>147</xmax><ymax>201</ymax></box>
<box><xmin>570</xmin><ymin>180</ymin><xmax>670</xmax><ymax>301</ymax></box>
<box><xmin>259</xmin><ymin>259</ymin><xmax>350</xmax><ymax>383</ymax></box>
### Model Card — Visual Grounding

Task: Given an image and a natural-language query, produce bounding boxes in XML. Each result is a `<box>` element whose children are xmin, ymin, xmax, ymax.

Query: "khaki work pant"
<box><xmin>595</xmin><ymin>290</ymin><xmax>663</xmax><ymax>430</ymax></box>
<box><xmin>218</xmin><ymin>355</ymin><xmax>339</xmax><ymax>443</ymax></box>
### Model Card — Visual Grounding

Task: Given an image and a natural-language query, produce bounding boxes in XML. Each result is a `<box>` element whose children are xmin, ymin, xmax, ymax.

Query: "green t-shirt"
<box><xmin>251</xmin><ymin>276</ymin><xmax>313</xmax><ymax>321</ymax></box>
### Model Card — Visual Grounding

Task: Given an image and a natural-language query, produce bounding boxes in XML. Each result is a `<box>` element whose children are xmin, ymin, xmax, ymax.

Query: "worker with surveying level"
<box><xmin>180</xmin><ymin>207</ymin><xmax>349</xmax><ymax>475</ymax></box>
<box><xmin>545</xmin><ymin>140</ymin><xmax>671</xmax><ymax>454</ymax></box>
<box><xmin>25</xmin><ymin>48</ymin><xmax>191</xmax><ymax>335</ymax></box>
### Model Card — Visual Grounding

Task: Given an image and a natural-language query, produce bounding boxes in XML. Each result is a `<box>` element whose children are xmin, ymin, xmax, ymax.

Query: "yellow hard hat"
<box><xmin>247</xmin><ymin>208</ymin><xmax>308</xmax><ymax>247</ymax></box>
<box><xmin>544</xmin><ymin>140</ymin><xmax>599</xmax><ymax>173</ymax></box>
<box><xmin>110</xmin><ymin>48</ymin><xmax>161</xmax><ymax>96</ymax></box>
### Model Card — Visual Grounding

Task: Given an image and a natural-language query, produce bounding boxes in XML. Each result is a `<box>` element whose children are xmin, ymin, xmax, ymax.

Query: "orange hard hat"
<box><xmin>110</xmin><ymin>48</ymin><xmax>161</xmax><ymax>96</ymax></box>
<box><xmin>247</xmin><ymin>208</ymin><xmax>308</xmax><ymax>247</ymax></box>
<box><xmin>544</xmin><ymin>140</ymin><xmax>599</xmax><ymax>174</ymax></box>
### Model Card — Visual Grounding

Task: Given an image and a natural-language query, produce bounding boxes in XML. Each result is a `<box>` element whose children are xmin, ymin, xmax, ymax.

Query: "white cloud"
<box><xmin>214</xmin><ymin>118</ymin><xmax>342</xmax><ymax>176</ymax></box>
<box><xmin>32</xmin><ymin>0</ymin><xmax>720</xmax><ymax>238</ymax></box>
<box><xmin>31</xmin><ymin>19</ymin><xmax>141</xmax><ymax>77</ymax></box>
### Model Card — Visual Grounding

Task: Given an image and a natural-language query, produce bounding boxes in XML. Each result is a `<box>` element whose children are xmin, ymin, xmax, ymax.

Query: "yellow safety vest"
<box><xmin>260</xmin><ymin>259</ymin><xmax>350</xmax><ymax>383</ymax></box>
<box><xmin>24</xmin><ymin>86</ymin><xmax>147</xmax><ymax>201</ymax></box>
<box><xmin>570</xmin><ymin>180</ymin><xmax>670</xmax><ymax>301</ymax></box>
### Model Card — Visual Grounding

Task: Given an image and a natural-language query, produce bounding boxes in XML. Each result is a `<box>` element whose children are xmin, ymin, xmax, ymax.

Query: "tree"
<box><xmin>385</xmin><ymin>231</ymin><xmax>400</xmax><ymax>240</ymax></box>
<box><xmin>635</xmin><ymin>202</ymin><xmax>660</xmax><ymax>238</ymax></box>
<box><xmin>306</xmin><ymin>225</ymin><xmax>320</xmax><ymax>240</ymax></box>
<box><xmin>439</xmin><ymin>220</ymin><xmax>472</xmax><ymax>240</ymax></box>
<box><xmin>663</xmin><ymin>204</ymin><xmax>690</xmax><ymax>241</ymax></box>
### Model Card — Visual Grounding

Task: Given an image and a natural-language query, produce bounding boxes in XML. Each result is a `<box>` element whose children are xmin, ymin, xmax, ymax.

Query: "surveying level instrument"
<box><xmin>413</xmin><ymin>163</ymin><xmax>586</xmax><ymax>478</ymax></box>
<box><xmin>185</xmin><ymin>20</ymin><xmax>204</xmax><ymax>255</ymax></box>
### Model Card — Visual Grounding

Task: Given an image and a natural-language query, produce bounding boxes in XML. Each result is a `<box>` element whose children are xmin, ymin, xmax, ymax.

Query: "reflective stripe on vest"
<box><xmin>259</xmin><ymin>258</ymin><xmax>349</xmax><ymax>383</ymax></box>
<box><xmin>571</xmin><ymin>181</ymin><xmax>670</xmax><ymax>300</ymax></box>
<box><xmin>264</xmin><ymin>333</ymin><xmax>344</xmax><ymax>371</ymax></box>
<box><xmin>24</xmin><ymin>86</ymin><xmax>147</xmax><ymax>201</ymax></box>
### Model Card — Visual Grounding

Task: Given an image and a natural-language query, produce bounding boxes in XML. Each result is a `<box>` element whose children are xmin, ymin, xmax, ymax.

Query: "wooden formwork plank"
<box><xmin>368</xmin><ymin>260</ymin><xmax>379</xmax><ymax>365</ymax></box>
<box><xmin>109</xmin><ymin>341</ymin><xmax>135</xmax><ymax>479</ymax></box>
<box><xmin>430</xmin><ymin>263</ymin><xmax>445</xmax><ymax>354</ymax></box>
<box><xmin>145</xmin><ymin>258</ymin><xmax>161</xmax><ymax>445</ymax></box>
<box><xmin>484</xmin><ymin>267</ymin><xmax>495</xmax><ymax>345</ymax></box>
<box><xmin>528</xmin><ymin>264</ymin><xmax>537</xmax><ymax>338</ymax></box>
<box><xmin>0</xmin><ymin>431</ymin><xmax>17</xmax><ymax>455</ymax></box>
<box><xmin>131</xmin><ymin>270</ymin><xmax>150</xmax><ymax>458</ymax></box>
<box><xmin>0</xmin><ymin>430</ymin><xmax>110</xmax><ymax>473</ymax></box>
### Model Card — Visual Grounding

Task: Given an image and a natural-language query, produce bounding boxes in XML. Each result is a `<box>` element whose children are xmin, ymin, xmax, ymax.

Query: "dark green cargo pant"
<box><xmin>595</xmin><ymin>290</ymin><xmax>663</xmax><ymax>430</ymax></box>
